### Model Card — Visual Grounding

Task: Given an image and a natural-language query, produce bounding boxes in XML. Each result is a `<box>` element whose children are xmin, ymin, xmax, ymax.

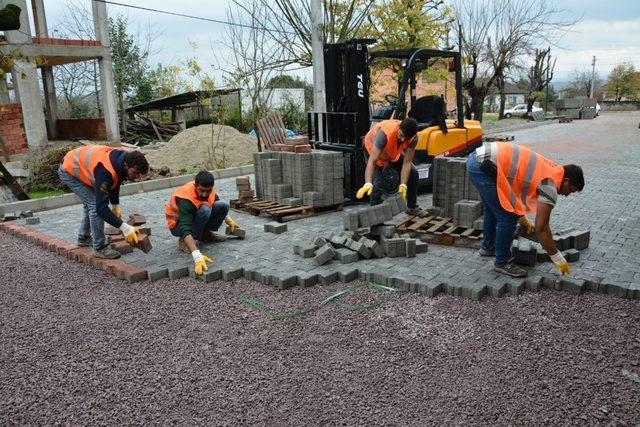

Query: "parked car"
<box><xmin>503</xmin><ymin>104</ymin><xmax>543</xmax><ymax>118</ymax></box>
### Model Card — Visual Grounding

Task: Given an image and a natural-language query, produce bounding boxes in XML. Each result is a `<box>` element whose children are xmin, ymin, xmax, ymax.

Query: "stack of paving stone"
<box><xmin>270</xmin><ymin>136</ymin><xmax>312</xmax><ymax>153</ymax></box>
<box><xmin>453</xmin><ymin>199</ymin><xmax>483</xmax><ymax>228</ymax></box>
<box><xmin>511</xmin><ymin>228</ymin><xmax>590</xmax><ymax>267</ymax></box>
<box><xmin>236</xmin><ymin>176</ymin><xmax>255</xmax><ymax>203</ymax></box>
<box><xmin>555</xmin><ymin>98</ymin><xmax>581</xmax><ymax>119</ymax></box>
<box><xmin>580</xmin><ymin>99</ymin><xmax>597</xmax><ymax>119</ymax></box>
<box><xmin>293</xmin><ymin>194</ymin><xmax>428</xmax><ymax>265</ymax></box>
<box><xmin>432</xmin><ymin>157</ymin><xmax>482</xmax><ymax>219</ymax></box>
<box><xmin>253</xmin><ymin>150</ymin><xmax>344</xmax><ymax>207</ymax></box>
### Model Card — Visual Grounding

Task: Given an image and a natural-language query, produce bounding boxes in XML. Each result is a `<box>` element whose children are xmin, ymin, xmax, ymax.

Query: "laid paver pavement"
<box><xmin>15</xmin><ymin>112</ymin><xmax>640</xmax><ymax>299</ymax></box>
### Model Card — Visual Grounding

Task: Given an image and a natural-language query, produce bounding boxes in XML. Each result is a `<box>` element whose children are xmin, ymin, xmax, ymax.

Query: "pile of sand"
<box><xmin>142</xmin><ymin>124</ymin><xmax>258</xmax><ymax>173</ymax></box>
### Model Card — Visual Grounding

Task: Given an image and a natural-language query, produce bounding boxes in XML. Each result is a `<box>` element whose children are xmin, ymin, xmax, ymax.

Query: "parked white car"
<box><xmin>503</xmin><ymin>104</ymin><xmax>543</xmax><ymax>118</ymax></box>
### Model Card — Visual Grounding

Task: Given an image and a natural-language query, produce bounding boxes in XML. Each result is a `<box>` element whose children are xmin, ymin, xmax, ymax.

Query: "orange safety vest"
<box><xmin>61</xmin><ymin>145</ymin><xmax>120</xmax><ymax>189</ymax></box>
<box><xmin>364</xmin><ymin>120</ymin><xmax>414</xmax><ymax>167</ymax></box>
<box><xmin>165</xmin><ymin>181</ymin><xmax>216</xmax><ymax>229</ymax></box>
<box><xmin>496</xmin><ymin>142</ymin><xmax>564</xmax><ymax>215</ymax></box>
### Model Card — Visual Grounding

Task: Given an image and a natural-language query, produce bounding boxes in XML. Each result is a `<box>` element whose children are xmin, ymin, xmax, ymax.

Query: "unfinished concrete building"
<box><xmin>0</xmin><ymin>0</ymin><xmax>119</xmax><ymax>156</ymax></box>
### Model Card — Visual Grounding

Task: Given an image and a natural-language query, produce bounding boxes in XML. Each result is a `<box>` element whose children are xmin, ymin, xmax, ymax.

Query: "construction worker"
<box><xmin>356</xmin><ymin>117</ymin><xmax>423</xmax><ymax>215</ymax></box>
<box><xmin>165</xmin><ymin>171</ymin><xmax>239</xmax><ymax>275</ymax></box>
<box><xmin>466</xmin><ymin>141</ymin><xmax>584</xmax><ymax>278</ymax></box>
<box><xmin>58</xmin><ymin>145</ymin><xmax>149</xmax><ymax>259</ymax></box>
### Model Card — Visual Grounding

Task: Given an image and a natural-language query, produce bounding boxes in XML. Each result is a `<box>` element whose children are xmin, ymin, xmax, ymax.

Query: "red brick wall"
<box><xmin>0</xmin><ymin>103</ymin><xmax>29</xmax><ymax>156</ymax></box>
<box><xmin>56</xmin><ymin>118</ymin><xmax>108</xmax><ymax>141</ymax></box>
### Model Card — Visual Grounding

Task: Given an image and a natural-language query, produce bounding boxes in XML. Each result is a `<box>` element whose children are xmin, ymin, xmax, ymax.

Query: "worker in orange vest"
<box><xmin>58</xmin><ymin>145</ymin><xmax>149</xmax><ymax>259</ymax></box>
<box><xmin>356</xmin><ymin>118</ymin><xmax>424</xmax><ymax>215</ymax></box>
<box><xmin>165</xmin><ymin>171</ymin><xmax>239</xmax><ymax>275</ymax></box>
<box><xmin>467</xmin><ymin>142</ymin><xmax>584</xmax><ymax>277</ymax></box>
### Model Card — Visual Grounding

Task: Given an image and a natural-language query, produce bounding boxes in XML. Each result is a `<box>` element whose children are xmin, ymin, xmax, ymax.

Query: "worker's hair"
<box><xmin>124</xmin><ymin>150</ymin><xmax>149</xmax><ymax>174</ymax></box>
<box><xmin>563</xmin><ymin>164</ymin><xmax>584</xmax><ymax>191</ymax></box>
<box><xmin>195</xmin><ymin>171</ymin><xmax>215</xmax><ymax>188</ymax></box>
<box><xmin>399</xmin><ymin>117</ymin><xmax>418</xmax><ymax>138</ymax></box>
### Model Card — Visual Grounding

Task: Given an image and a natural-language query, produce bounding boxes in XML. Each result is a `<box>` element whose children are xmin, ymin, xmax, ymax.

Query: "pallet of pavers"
<box><xmin>396</xmin><ymin>214</ymin><xmax>483</xmax><ymax>248</ymax></box>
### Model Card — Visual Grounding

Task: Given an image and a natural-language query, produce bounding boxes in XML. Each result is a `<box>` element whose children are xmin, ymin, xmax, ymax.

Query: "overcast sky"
<box><xmin>29</xmin><ymin>0</ymin><xmax>640</xmax><ymax>84</ymax></box>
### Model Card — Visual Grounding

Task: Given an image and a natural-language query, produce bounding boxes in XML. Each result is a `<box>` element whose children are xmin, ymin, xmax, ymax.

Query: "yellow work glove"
<box><xmin>119</xmin><ymin>222</ymin><xmax>139</xmax><ymax>245</ymax></box>
<box><xmin>192</xmin><ymin>249</ymin><xmax>213</xmax><ymax>275</ymax></box>
<box><xmin>518</xmin><ymin>216</ymin><xmax>534</xmax><ymax>234</ymax></box>
<box><xmin>225</xmin><ymin>216</ymin><xmax>239</xmax><ymax>233</ymax></box>
<box><xmin>356</xmin><ymin>182</ymin><xmax>373</xmax><ymax>199</ymax></box>
<box><xmin>550</xmin><ymin>251</ymin><xmax>570</xmax><ymax>275</ymax></box>
<box><xmin>111</xmin><ymin>205</ymin><xmax>122</xmax><ymax>219</ymax></box>
<box><xmin>398</xmin><ymin>184</ymin><xmax>408</xmax><ymax>200</ymax></box>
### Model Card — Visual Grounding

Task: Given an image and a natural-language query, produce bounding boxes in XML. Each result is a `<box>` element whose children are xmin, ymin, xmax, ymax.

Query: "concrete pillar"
<box><xmin>0</xmin><ymin>75</ymin><xmax>10</xmax><ymax>104</ymax></box>
<box><xmin>1</xmin><ymin>0</ymin><xmax>47</xmax><ymax>149</ymax></box>
<box><xmin>171</xmin><ymin>108</ymin><xmax>186</xmax><ymax>130</ymax></box>
<box><xmin>31</xmin><ymin>0</ymin><xmax>58</xmax><ymax>138</ymax></box>
<box><xmin>91</xmin><ymin>0</ymin><xmax>120</xmax><ymax>142</ymax></box>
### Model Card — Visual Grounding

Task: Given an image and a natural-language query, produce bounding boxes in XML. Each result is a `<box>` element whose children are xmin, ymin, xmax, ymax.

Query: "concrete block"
<box><xmin>168</xmin><ymin>266</ymin><xmax>189</xmax><ymax>280</ymax></box>
<box><xmin>600</xmin><ymin>281</ymin><xmax>629</xmax><ymax>299</ymax></box>
<box><xmin>127</xmin><ymin>213</ymin><xmax>146</xmax><ymax>226</ymax></box>
<box><xmin>313</xmin><ymin>236</ymin><xmax>328</xmax><ymax>247</ymax></box>
<box><xmin>319</xmin><ymin>271</ymin><xmax>340</xmax><ymax>285</ymax></box>
<box><xmin>147</xmin><ymin>267</ymin><xmax>169</xmax><ymax>282</ymax></box>
<box><xmin>225</xmin><ymin>226</ymin><xmax>246</xmax><ymax>239</ymax></box>
<box><xmin>199</xmin><ymin>268</ymin><xmax>223</xmax><ymax>282</ymax></box>
<box><xmin>335</xmin><ymin>248</ymin><xmax>359</xmax><ymax>264</ymax></box>
<box><xmin>381</xmin><ymin>203</ymin><xmax>394</xmax><ymax>221</ymax></box>
<box><xmin>472</xmin><ymin>216</ymin><xmax>483</xmax><ymax>231</ymax></box>
<box><xmin>343</xmin><ymin>212</ymin><xmax>359</xmax><ymax>231</ymax></box>
<box><xmin>405</xmin><ymin>239</ymin><xmax>416</xmax><ymax>258</ymax></box>
<box><xmin>525</xmin><ymin>275</ymin><xmax>543</xmax><ymax>292</ymax></box>
<box><xmin>295</xmin><ymin>273</ymin><xmax>317</xmax><ymax>288</ymax></box>
<box><xmin>329</xmin><ymin>234</ymin><xmax>347</xmax><ymax>248</ymax></box>
<box><xmin>314</xmin><ymin>243</ymin><xmax>336</xmax><ymax>266</ymax></box>
<box><xmin>294</xmin><ymin>243</ymin><xmax>318</xmax><ymax>258</ymax></box>
<box><xmin>505</xmin><ymin>279</ymin><xmax>526</xmax><ymax>296</ymax></box>
<box><xmin>416</xmin><ymin>281</ymin><xmax>443</xmax><ymax>297</ymax></box>
<box><xmin>25</xmin><ymin>217</ymin><xmax>40</xmax><ymax>225</ymax></box>
<box><xmin>222</xmin><ymin>267</ymin><xmax>244</xmax><ymax>281</ymax></box>
<box><xmin>274</xmin><ymin>275</ymin><xmax>298</xmax><ymax>290</ymax></box>
<box><xmin>416</xmin><ymin>241</ymin><xmax>428</xmax><ymax>254</ymax></box>
<box><xmin>357</xmin><ymin>209</ymin><xmax>371</xmax><ymax>228</ymax></box>
<box><xmin>338</xmin><ymin>269</ymin><xmax>359</xmax><ymax>283</ymax></box>
<box><xmin>568</xmin><ymin>230</ymin><xmax>590</xmax><ymax>250</ymax></box>
<box><xmin>563</xmin><ymin>249</ymin><xmax>580</xmax><ymax>263</ymax></box>
<box><xmin>345</xmin><ymin>238</ymin><xmax>363</xmax><ymax>253</ymax></box>
<box><xmin>485</xmin><ymin>280</ymin><xmax>506</xmax><ymax>297</ymax></box>
<box><xmin>110</xmin><ymin>240</ymin><xmax>133</xmax><ymax>254</ymax></box>
<box><xmin>363</xmin><ymin>238</ymin><xmax>384</xmax><ymax>258</ymax></box>
<box><xmin>355</xmin><ymin>238</ymin><xmax>373</xmax><ymax>259</ymax></box>
<box><xmin>559</xmin><ymin>278</ymin><xmax>585</xmax><ymax>294</ymax></box>
<box><xmin>264</xmin><ymin>222</ymin><xmax>287</xmax><ymax>234</ymax></box>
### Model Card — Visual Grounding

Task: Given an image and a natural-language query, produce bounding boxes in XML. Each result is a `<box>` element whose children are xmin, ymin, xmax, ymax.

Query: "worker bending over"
<box><xmin>356</xmin><ymin>118</ymin><xmax>423</xmax><ymax>216</ymax></box>
<box><xmin>58</xmin><ymin>145</ymin><xmax>149</xmax><ymax>259</ymax></box>
<box><xmin>467</xmin><ymin>141</ymin><xmax>584</xmax><ymax>277</ymax></box>
<box><xmin>165</xmin><ymin>171</ymin><xmax>239</xmax><ymax>275</ymax></box>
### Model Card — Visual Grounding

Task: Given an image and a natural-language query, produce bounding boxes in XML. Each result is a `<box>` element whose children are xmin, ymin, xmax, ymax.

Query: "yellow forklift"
<box><xmin>309</xmin><ymin>39</ymin><xmax>483</xmax><ymax>200</ymax></box>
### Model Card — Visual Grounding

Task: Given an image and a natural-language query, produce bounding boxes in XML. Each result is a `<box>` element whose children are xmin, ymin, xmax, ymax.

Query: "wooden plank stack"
<box><xmin>256</xmin><ymin>113</ymin><xmax>312</xmax><ymax>153</ymax></box>
<box><xmin>122</xmin><ymin>116</ymin><xmax>182</xmax><ymax>146</ymax></box>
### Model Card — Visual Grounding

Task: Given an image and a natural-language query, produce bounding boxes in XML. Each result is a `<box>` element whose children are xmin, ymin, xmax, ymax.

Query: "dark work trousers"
<box><xmin>364</xmin><ymin>152</ymin><xmax>419</xmax><ymax>209</ymax></box>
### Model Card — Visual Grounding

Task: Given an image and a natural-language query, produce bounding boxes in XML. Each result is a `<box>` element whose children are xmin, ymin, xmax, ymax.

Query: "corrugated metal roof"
<box><xmin>125</xmin><ymin>89</ymin><xmax>241</xmax><ymax>112</ymax></box>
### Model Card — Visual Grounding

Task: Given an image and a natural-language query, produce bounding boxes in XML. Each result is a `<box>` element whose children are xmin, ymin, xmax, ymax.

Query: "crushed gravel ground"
<box><xmin>1</xmin><ymin>232</ymin><xmax>639</xmax><ymax>425</ymax></box>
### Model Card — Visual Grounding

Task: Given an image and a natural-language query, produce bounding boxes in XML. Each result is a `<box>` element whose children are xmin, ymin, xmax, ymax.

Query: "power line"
<box><xmin>92</xmin><ymin>0</ymin><xmax>296</xmax><ymax>35</ymax></box>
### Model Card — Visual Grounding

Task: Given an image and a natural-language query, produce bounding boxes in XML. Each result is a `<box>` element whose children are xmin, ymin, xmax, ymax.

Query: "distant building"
<box><xmin>483</xmin><ymin>82</ymin><xmax>529</xmax><ymax>112</ymax></box>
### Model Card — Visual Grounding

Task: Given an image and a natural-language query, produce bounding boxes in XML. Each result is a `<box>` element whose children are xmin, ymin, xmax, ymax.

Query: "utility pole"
<box><xmin>589</xmin><ymin>55</ymin><xmax>596</xmax><ymax>99</ymax></box>
<box><xmin>310</xmin><ymin>0</ymin><xmax>326</xmax><ymax>112</ymax></box>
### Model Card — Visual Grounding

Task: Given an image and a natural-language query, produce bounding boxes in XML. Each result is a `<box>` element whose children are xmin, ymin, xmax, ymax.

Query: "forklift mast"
<box><xmin>309</xmin><ymin>39</ymin><xmax>376</xmax><ymax>201</ymax></box>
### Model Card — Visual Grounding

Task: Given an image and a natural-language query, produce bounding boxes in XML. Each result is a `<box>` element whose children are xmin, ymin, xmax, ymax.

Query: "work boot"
<box><xmin>77</xmin><ymin>235</ymin><xmax>93</xmax><ymax>247</ymax></box>
<box><xmin>405</xmin><ymin>206</ymin><xmax>428</xmax><ymax>217</ymax></box>
<box><xmin>202</xmin><ymin>230</ymin><xmax>226</xmax><ymax>243</ymax></box>
<box><xmin>93</xmin><ymin>245</ymin><xmax>121</xmax><ymax>259</ymax></box>
<box><xmin>178</xmin><ymin>237</ymin><xmax>190</xmax><ymax>254</ymax></box>
<box><xmin>479</xmin><ymin>248</ymin><xmax>495</xmax><ymax>257</ymax></box>
<box><xmin>494</xmin><ymin>261</ymin><xmax>528</xmax><ymax>278</ymax></box>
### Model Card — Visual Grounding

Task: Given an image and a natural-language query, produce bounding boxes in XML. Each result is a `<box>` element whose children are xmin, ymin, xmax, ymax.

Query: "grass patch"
<box><xmin>27</xmin><ymin>189</ymin><xmax>67</xmax><ymax>199</ymax></box>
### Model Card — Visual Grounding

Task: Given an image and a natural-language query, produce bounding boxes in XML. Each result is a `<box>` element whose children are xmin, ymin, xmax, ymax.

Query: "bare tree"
<box><xmin>218</xmin><ymin>0</ymin><xmax>287</xmax><ymax>151</ymax></box>
<box><xmin>564</xmin><ymin>69</ymin><xmax>602</xmax><ymax>99</ymax></box>
<box><xmin>229</xmin><ymin>0</ymin><xmax>372</xmax><ymax>69</ymax></box>
<box><xmin>454</xmin><ymin>0</ymin><xmax>577</xmax><ymax>121</ymax></box>
<box><xmin>525</xmin><ymin>47</ymin><xmax>555</xmax><ymax>112</ymax></box>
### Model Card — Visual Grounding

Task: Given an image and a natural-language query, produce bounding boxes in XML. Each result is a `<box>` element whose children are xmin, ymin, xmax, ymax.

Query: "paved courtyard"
<box><xmin>20</xmin><ymin>112</ymin><xmax>640</xmax><ymax>298</ymax></box>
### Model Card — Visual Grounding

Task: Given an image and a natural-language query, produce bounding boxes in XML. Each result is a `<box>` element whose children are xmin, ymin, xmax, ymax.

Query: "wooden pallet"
<box><xmin>483</xmin><ymin>134</ymin><xmax>515</xmax><ymax>142</ymax></box>
<box><xmin>396</xmin><ymin>215</ymin><xmax>484</xmax><ymax>248</ymax></box>
<box><xmin>558</xmin><ymin>117</ymin><xmax>573</xmax><ymax>123</ymax></box>
<box><xmin>231</xmin><ymin>198</ymin><xmax>343</xmax><ymax>223</ymax></box>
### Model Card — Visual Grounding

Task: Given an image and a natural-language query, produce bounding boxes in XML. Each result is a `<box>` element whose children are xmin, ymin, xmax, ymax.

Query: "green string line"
<box><xmin>230</xmin><ymin>281</ymin><xmax>406</xmax><ymax>320</ymax></box>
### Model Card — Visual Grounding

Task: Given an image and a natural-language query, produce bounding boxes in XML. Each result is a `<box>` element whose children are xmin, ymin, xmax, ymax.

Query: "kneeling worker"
<box><xmin>165</xmin><ymin>171</ymin><xmax>239</xmax><ymax>275</ymax></box>
<box><xmin>466</xmin><ymin>141</ymin><xmax>584</xmax><ymax>277</ymax></box>
<box><xmin>356</xmin><ymin>118</ymin><xmax>423</xmax><ymax>215</ymax></box>
<box><xmin>58</xmin><ymin>145</ymin><xmax>149</xmax><ymax>259</ymax></box>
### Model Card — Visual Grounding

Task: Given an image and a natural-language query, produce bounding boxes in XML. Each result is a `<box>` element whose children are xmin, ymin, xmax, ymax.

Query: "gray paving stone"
<box><xmin>335</xmin><ymin>247</ymin><xmax>359</xmax><ymax>264</ymax></box>
<box><xmin>405</xmin><ymin>239</ymin><xmax>416</xmax><ymax>258</ymax></box>
<box><xmin>294</xmin><ymin>243</ymin><xmax>318</xmax><ymax>258</ymax></box>
<box><xmin>264</xmin><ymin>222</ymin><xmax>287</xmax><ymax>234</ymax></box>
<box><xmin>297</xmin><ymin>273</ymin><xmax>319</xmax><ymax>287</ymax></box>
<box><xmin>147</xmin><ymin>267</ymin><xmax>169</xmax><ymax>282</ymax></box>
<box><xmin>416</xmin><ymin>241</ymin><xmax>428</xmax><ymax>254</ymax></box>
<box><xmin>25</xmin><ymin>217</ymin><xmax>40</xmax><ymax>225</ymax></box>
<box><xmin>338</xmin><ymin>268</ymin><xmax>359</xmax><ymax>283</ymax></box>
<box><xmin>416</xmin><ymin>281</ymin><xmax>443</xmax><ymax>298</ymax></box>
<box><xmin>222</xmin><ymin>267</ymin><xmax>244</xmax><ymax>281</ymax></box>
<box><xmin>168</xmin><ymin>266</ymin><xmax>189</xmax><ymax>280</ymax></box>
<box><xmin>314</xmin><ymin>244</ymin><xmax>336</xmax><ymax>266</ymax></box>
<box><xmin>558</xmin><ymin>278</ymin><xmax>585</xmax><ymax>294</ymax></box>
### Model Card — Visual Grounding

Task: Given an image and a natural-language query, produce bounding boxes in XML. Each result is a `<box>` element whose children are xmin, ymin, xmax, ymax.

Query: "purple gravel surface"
<box><xmin>1</xmin><ymin>232</ymin><xmax>640</xmax><ymax>425</ymax></box>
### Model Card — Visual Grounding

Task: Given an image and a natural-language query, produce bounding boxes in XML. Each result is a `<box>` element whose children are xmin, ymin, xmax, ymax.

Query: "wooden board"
<box><xmin>396</xmin><ymin>214</ymin><xmax>484</xmax><ymax>248</ymax></box>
